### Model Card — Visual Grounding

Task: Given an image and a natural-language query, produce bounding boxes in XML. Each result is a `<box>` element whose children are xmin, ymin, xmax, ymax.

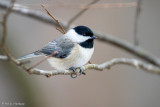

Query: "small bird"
<box><xmin>17</xmin><ymin>26</ymin><xmax>96</xmax><ymax>73</ymax></box>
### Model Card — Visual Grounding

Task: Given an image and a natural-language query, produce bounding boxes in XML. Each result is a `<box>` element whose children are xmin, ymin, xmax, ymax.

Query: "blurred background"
<box><xmin>0</xmin><ymin>0</ymin><xmax>160</xmax><ymax>107</ymax></box>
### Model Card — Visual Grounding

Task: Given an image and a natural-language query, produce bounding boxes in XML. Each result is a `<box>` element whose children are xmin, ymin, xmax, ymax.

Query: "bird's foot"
<box><xmin>69</xmin><ymin>67</ymin><xmax>84</xmax><ymax>78</ymax></box>
<box><xmin>69</xmin><ymin>67</ymin><xmax>77</xmax><ymax>78</ymax></box>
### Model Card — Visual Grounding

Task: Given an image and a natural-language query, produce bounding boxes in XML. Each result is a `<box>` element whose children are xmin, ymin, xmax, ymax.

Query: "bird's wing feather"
<box><xmin>37</xmin><ymin>37</ymin><xmax>74</xmax><ymax>58</ymax></box>
<box><xmin>17</xmin><ymin>53</ymin><xmax>42</xmax><ymax>61</ymax></box>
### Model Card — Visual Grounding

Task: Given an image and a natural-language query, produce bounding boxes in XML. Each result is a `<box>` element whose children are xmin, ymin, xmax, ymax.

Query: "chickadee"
<box><xmin>17</xmin><ymin>26</ymin><xmax>96</xmax><ymax>72</ymax></box>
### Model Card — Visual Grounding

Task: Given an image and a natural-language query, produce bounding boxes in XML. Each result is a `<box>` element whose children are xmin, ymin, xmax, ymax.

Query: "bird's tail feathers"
<box><xmin>17</xmin><ymin>53</ymin><xmax>42</xmax><ymax>61</ymax></box>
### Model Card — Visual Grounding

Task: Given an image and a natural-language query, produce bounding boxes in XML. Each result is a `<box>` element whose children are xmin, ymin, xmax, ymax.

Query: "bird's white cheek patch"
<box><xmin>65</xmin><ymin>29</ymin><xmax>90</xmax><ymax>43</ymax></box>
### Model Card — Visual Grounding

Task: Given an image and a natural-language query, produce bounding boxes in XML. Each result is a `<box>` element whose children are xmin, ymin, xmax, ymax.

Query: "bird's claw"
<box><xmin>78</xmin><ymin>67</ymin><xmax>83</xmax><ymax>75</ymax></box>
<box><xmin>69</xmin><ymin>67</ymin><xmax>84</xmax><ymax>78</ymax></box>
<box><xmin>69</xmin><ymin>67</ymin><xmax>77</xmax><ymax>78</ymax></box>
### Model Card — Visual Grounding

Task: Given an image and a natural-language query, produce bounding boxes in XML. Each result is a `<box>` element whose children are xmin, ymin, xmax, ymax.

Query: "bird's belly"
<box><xmin>47</xmin><ymin>45</ymin><xmax>94</xmax><ymax>70</ymax></box>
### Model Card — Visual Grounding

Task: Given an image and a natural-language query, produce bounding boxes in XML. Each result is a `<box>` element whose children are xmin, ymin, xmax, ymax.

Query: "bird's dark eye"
<box><xmin>83</xmin><ymin>33</ymin><xmax>86</xmax><ymax>36</ymax></box>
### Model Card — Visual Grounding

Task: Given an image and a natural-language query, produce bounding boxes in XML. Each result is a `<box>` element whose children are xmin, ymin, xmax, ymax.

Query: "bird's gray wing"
<box><xmin>35</xmin><ymin>37</ymin><xmax>74</xmax><ymax>58</ymax></box>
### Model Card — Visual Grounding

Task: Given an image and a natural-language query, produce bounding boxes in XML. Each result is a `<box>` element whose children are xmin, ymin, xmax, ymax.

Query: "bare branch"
<box><xmin>41</xmin><ymin>4</ymin><xmax>66</xmax><ymax>34</ymax></box>
<box><xmin>15</xmin><ymin>2</ymin><xmax>137</xmax><ymax>9</ymax></box>
<box><xmin>0</xmin><ymin>0</ymin><xmax>30</xmax><ymax>73</ymax></box>
<box><xmin>1</xmin><ymin>0</ymin><xmax>15</xmax><ymax>47</ymax></box>
<box><xmin>96</xmin><ymin>32</ymin><xmax>160</xmax><ymax>67</ymax></box>
<box><xmin>134</xmin><ymin>0</ymin><xmax>142</xmax><ymax>45</ymax></box>
<box><xmin>0</xmin><ymin>55</ymin><xmax>8</xmax><ymax>60</ymax></box>
<box><xmin>66</xmin><ymin>0</ymin><xmax>99</xmax><ymax>30</ymax></box>
<box><xmin>0</xmin><ymin>0</ymin><xmax>68</xmax><ymax>28</ymax></box>
<box><xmin>1</xmin><ymin>0</ymin><xmax>15</xmax><ymax>62</ymax></box>
<box><xmin>29</xmin><ymin>58</ymin><xmax>160</xmax><ymax>77</ymax></box>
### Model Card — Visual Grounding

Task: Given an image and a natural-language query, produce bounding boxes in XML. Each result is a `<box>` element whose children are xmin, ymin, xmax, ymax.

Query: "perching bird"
<box><xmin>17</xmin><ymin>26</ymin><xmax>96</xmax><ymax>72</ymax></box>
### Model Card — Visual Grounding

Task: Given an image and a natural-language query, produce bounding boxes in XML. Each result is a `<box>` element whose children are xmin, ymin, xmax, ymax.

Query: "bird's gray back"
<box><xmin>35</xmin><ymin>37</ymin><xmax>74</xmax><ymax>58</ymax></box>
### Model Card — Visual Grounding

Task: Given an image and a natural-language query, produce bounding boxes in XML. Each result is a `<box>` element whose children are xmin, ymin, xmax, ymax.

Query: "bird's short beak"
<box><xmin>91</xmin><ymin>36</ymin><xmax>97</xmax><ymax>39</ymax></box>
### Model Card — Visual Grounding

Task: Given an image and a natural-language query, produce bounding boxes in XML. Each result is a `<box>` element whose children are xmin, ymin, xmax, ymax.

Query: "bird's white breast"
<box><xmin>74</xmin><ymin>45</ymin><xmax>94</xmax><ymax>67</ymax></box>
<box><xmin>47</xmin><ymin>44</ymin><xmax>94</xmax><ymax>70</ymax></box>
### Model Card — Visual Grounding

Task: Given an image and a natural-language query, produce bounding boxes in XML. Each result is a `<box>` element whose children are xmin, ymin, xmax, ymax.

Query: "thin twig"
<box><xmin>29</xmin><ymin>58</ymin><xmax>160</xmax><ymax>77</ymax></box>
<box><xmin>134</xmin><ymin>0</ymin><xmax>142</xmax><ymax>45</ymax></box>
<box><xmin>56</xmin><ymin>27</ymin><xmax>64</xmax><ymax>34</ymax></box>
<box><xmin>1</xmin><ymin>0</ymin><xmax>15</xmax><ymax>47</ymax></box>
<box><xmin>0</xmin><ymin>0</ymin><xmax>30</xmax><ymax>73</ymax></box>
<box><xmin>0</xmin><ymin>0</ymin><xmax>19</xmax><ymax>64</ymax></box>
<box><xmin>1</xmin><ymin>0</ymin><xmax>15</xmax><ymax>61</ymax></box>
<box><xmin>25</xmin><ymin>5</ymin><xmax>66</xmax><ymax>71</ymax></box>
<box><xmin>66</xmin><ymin>0</ymin><xmax>99</xmax><ymax>30</ymax></box>
<box><xmin>41</xmin><ymin>4</ymin><xmax>66</xmax><ymax>34</ymax></box>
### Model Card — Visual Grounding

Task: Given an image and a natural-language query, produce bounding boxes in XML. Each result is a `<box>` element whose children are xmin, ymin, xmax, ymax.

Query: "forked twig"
<box><xmin>56</xmin><ymin>27</ymin><xmax>64</xmax><ymax>34</ymax></box>
<box><xmin>66</xmin><ymin>0</ymin><xmax>99</xmax><ymax>30</ymax></box>
<box><xmin>26</xmin><ymin>5</ymin><xmax>67</xmax><ymax>70</ymax></box>
<box><xmin>1</xmin><ymin>0</ymin><xmax>15</xmax><ymax>61</ymax></box>
<box><xmin>41</xmin><ymin>4</ymin><xmax>66</xmax><ymax>34</ymax></box>
<box><xmin>134</xmin><ymin>0</ymin><xmax>142</xmax><ymax>46</ymax></box>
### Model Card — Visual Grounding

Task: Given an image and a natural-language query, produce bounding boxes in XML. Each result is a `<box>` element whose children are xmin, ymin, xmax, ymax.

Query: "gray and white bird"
<box><xmin>17</xmin><ymin>26</ymin><xmax>96</xmax><ymax>71</ymax></box>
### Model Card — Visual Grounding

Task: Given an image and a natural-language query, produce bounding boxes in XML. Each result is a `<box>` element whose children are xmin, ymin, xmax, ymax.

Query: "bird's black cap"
<box><xmin>73</xmin><ymin>26</ymin><xmax>94</xmax><ymax>37</ymax></box>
